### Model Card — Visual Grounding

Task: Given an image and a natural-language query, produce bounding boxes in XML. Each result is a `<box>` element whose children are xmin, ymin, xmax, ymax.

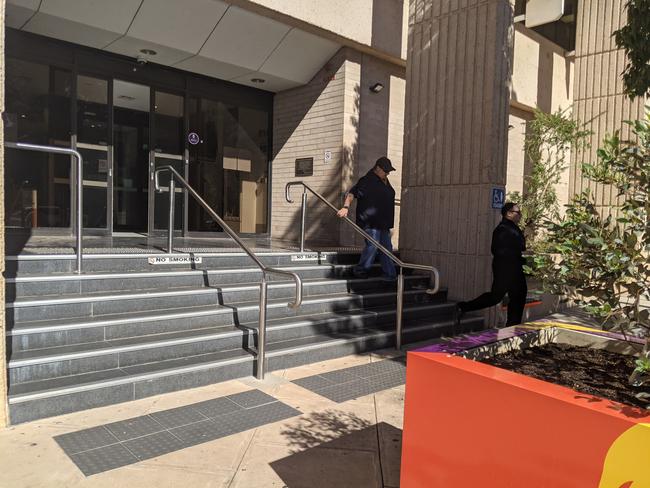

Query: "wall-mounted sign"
<box><xmin>324</xmin><ymin>150</ymin><xmax>332</xmax><ymax>163</ymax></box>
<box><xmin>491</xmin><ymin>188</ymin><xmax>505</xmax><ymax>209</ymax></box>
<box><xmin>525</xmin><ymin>0</ymin><xmax>564</xmax><ymax>28</ymax></box>
<box><xmin>295</xmin><ymin>157</ymin><xmax>314</xmax><ymax>177</ymax></box>
<box><xmin>188</xmin><ymin>132</ymin><xmax>200</xmax><ymax>145</ymax></box>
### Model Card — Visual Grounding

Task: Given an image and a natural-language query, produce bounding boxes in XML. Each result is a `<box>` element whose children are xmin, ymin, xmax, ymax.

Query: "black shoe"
<box><xmin>352</xmin><ymin>270</ymin><xmax>369</xmax><ymax>279</ymax></box>
<box><xmin>380</xmin><ymin>275</ymin><xmax>397</xmax><ymax>283</ymax></box>
<box><xmin>456</xmin><ymin>303</ymin><xmax>466</xmax><ymax>321</ymax></box>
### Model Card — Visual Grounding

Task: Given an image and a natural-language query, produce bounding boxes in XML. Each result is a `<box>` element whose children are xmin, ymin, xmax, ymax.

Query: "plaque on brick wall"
<box><xmin>295</xmin><ymin>157</ymin><xmax>314</xmax><ymax>177</ymax></box>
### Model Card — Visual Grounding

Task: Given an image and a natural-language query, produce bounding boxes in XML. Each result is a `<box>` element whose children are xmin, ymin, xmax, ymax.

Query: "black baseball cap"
<box><xmin>375</xmin><ymin>157</ymin><xmax>396</xmax><ymax>173</ymax></box>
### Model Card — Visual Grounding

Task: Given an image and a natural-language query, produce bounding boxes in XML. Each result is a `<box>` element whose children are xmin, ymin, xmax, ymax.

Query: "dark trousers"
<box><xmin>460</xmin><ymin>261</ymin><xmax>527</xmax><ymax>326</ymax></box>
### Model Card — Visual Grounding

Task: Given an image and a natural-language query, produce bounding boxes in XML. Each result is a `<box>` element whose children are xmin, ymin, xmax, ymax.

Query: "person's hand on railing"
<box><xmin>336</xmin><ymin>207</ymin><xmax>349</xmax><ymax>218</ymax></box>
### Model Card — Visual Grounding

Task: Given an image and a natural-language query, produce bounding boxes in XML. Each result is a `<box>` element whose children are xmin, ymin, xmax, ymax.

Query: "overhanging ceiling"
<box><xmin>7</xmin><ymin>0</ymin><xmax>341</xmax><ymax>92</ymax></box>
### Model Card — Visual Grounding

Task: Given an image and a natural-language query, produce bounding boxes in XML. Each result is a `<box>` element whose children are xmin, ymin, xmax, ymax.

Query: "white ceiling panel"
<box><xmin>174</xmin><ymin>55</ymin><xmax>252</xmax><ymax>81</ymax></box>
<box><xmin>105</xmin><ymin>37</ymin><xmax>192</xmax><ymax>66</ymax></box>
<box><xmin>23</xmin><ymin>13</ymin><xmax>124</xmax><ymax>49</ymax></box>
<box><xmin>127</xmin><ymin>0</ymin><xmax>229</xmax><ymax>54</ymax></box>
<box><xmin>39</xmin><ymin>0</ymin><xmax>141</xmax><ymax>34</ymax></box>
<box><xmin>200</xmin><ymin>6</ymin><xmax>290</xmax><ymax>71</ymax></box>
<box><xmin>230</xmin><ymin>71</ymin><xmax>300</xmax><ymax>93</ymax></box>
<box><xmin>6</xmin><ymin>0</ymin><xmax>39</xmax><ymax>29</ymax></box>
<box><xmin>260</xmin><ymin>29</ymin><xmax>340</xmax><ymax>84</ymax></box>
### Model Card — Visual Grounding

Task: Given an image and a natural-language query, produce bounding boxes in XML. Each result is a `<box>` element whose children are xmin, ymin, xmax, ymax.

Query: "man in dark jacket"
<box><xmin>457</xmin><ymin>202</ymin><xmax>527</xmax><ymax>326</ymax></box>
<box><xmin>337</xmin><ymin>157</ymin><xmax>397</xmax><ymax>281</ymax></box>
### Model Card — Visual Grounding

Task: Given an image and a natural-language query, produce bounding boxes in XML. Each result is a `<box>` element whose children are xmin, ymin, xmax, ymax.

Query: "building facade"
<box><xmin>0</xmin><ymin>0</ymin><xmax>642</xmax><ymax>425</ymax></box>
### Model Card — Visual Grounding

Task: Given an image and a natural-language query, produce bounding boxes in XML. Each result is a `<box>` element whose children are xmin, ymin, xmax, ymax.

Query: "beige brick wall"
<box><xmin>272</xmin><ymin>48</ymin><xmax>406</xmax><ymax>248</ymax></box>
<box><xmin>271</xmin><ymin>49</ymin><xmax>348</xmax><ymax>245</ymax></box>
<box><xmin>0</xmin><ymin>0</ymin><xmax>7</xmax><ymax>427</ymax></box>
<box><xmin>400</xmin><ymin>0</ymin><xmax>513</xmax><ymax>307</ymax></box>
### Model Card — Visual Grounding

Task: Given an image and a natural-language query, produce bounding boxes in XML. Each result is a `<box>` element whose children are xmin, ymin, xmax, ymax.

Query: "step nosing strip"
<box><xmin>7</xmin><ymin>263</ymin><xmax>367</xmax><ymax>283</ymax></box>
<box><xmin>6</xmin><ymin>251</ymin><xmax>345</xmax><ymax>261</ymax></box>
<box><xmin>7</xmin><ymin>276</ymin><xmax>424</xmax><ymax>308</ymax></box>
<box><xmin>8</xmin><ymin>354</ymin><xmax>253</xmax><ymax>404</ymax></box>
<box><xmin>8</xmin><ymin>289</ymin><xmax>435</xmax><ymax>335</ymax></box>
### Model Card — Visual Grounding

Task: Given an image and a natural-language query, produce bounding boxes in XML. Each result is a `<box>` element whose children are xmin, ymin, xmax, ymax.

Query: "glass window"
<box><xmin>154</xmin><ymin>91</ymin><xmax>184</xmax><ymax>155</ymax></box>
<box><xmin>4</xmin><ymin>58</ymin><xmax>72</xmax><ymax>228</ymax></box>
<box><xmin>113</xmin><ymin>80</ymin><xmax>150</xmax><ymax>232</ymax></box>
<box><xmin>188</xmin><ymin>99</ymin><xmax>269</xmax><ymax>234</ymax></box>
<box><xmin>77</xmin><ymin>75</ymin><xmax>109</xmax><ymax>146</ymax></box>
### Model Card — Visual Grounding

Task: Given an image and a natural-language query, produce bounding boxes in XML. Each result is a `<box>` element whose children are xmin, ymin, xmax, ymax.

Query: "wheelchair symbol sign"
<box><xmin>491</xmin><ymin>188</ymin><xmax>505</xmax><ymax>209</ymax></box>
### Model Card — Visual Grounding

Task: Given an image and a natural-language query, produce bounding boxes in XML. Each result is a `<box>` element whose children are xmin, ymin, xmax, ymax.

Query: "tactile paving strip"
<box><xmin>54</xmin><ymin>390</ymin><xmax>299</xmax><ymax>476</ymax></box>
<box><xmin>292</xmin><ymin>358</ymin><xmax>406</xmax><ymax>403</ymax></box>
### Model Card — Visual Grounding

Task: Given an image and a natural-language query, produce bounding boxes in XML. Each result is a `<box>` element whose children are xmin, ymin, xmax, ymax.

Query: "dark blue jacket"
<box><xmin>349</xmin><ymin>170</ymin><xmax>395</xmax><ymax>230</ymax></box>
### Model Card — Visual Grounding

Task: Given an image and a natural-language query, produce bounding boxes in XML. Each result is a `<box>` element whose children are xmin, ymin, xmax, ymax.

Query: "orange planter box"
<box><xmin>401</xmin><ymin>337</ymin><xmax>650</xmax><ymax>487</ymax></box>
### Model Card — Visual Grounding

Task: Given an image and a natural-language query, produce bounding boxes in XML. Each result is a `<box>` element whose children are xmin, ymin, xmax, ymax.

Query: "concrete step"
<box><xmin>7</xmin><ymin>301</ymin><xmax>456</xmax><ymax>384</ymax></box>
<box><xmin>8</xmin><ymin>287</ymin><xmax>447</xmax><ymax>352</ymax></box>
<box><xmin>7</xmin><ymin>263</ymin><xmax>371</xmax><ymax>299</ymax></box>
<box><xmin>6</xmin><ymin>275</ymin><xmax>429</xmax><ymax>323</ymax></box>
<box><xmin>7</xmin><ymin>314</ymin><xmax>484</xmax><ymax>424</ymax></box>
<box><xmin>5</xmin><ymin>251</ymin><xmax>360</xmax><ymax>275</ymax></box>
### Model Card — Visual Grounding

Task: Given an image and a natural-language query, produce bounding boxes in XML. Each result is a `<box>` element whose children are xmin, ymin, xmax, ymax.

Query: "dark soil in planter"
<box><xmin>480</xmin><ymin>343</ymin><xmax>650</xmax><ymax>410</ymax></box>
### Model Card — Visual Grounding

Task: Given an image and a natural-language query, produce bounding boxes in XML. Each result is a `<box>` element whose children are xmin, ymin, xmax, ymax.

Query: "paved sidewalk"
<box><xmin>0</xmin><ymin>350</ymin><xmax>405</xmax><ymax>488</ymax></box>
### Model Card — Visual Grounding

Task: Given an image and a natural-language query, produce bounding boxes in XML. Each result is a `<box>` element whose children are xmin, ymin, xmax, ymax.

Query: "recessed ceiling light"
<box><xmin>140</xmin><ymin>49</ymin><xmax>157</xmax><ymax>56</ymax></box>
<box><xmin>251</xmin><ymin>78</ymin><xmax>265</xmax><ymax>84</ymax></box>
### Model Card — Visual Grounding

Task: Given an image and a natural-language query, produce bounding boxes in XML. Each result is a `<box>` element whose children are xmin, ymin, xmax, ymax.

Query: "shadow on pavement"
<box><xmin>272</xmin><ymin>410</ymin><xmax>402</xmax><ymax>488</ymax></box>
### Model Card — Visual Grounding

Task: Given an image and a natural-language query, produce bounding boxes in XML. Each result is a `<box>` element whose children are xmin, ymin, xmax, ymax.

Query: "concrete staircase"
<box><xmin>5</xmin><ymin>250</ymin><xmax>483</xmax><ymax>424</ymax></box>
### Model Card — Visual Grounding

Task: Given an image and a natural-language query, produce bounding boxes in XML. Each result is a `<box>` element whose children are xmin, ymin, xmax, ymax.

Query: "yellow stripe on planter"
<box><xmin>599</xmin><ymin>423</ymin><xmax>650</xmax><ymax>488</ymax></box>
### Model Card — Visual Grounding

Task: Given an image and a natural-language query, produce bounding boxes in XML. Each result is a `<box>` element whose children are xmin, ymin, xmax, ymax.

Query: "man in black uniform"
<box><xmin>457</xmin><ymin>202</ymin><xmax>527</xmax><ymax>326</ymax></box>
<box><xmin>337</xmin><ymin>157</ymin><xmax>397</xmax><ymax>281</ymax></box>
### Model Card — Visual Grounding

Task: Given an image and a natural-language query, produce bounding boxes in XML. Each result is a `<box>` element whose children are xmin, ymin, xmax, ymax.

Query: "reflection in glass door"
<box><xmin>152</xmin><ymin>91</ymin><xmax>184</xmax><ymax>233</ymax></box>
<box><xmin>188</xmin><ymin>98</ymin><xmax>269</xmax><ymax>234</ymax></box>
<box><xmin>113</xmin><ymin>80</ymin><xmax>150</xmax><ymax>232</ymax></box>
<box><xmin>77</xmin><ymin>74</ymin><xmax>110</xmax><ymax>231</ymax></box>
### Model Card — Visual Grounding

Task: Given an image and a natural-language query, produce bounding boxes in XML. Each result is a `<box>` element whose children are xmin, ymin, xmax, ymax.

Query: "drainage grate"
<box><xmin>54</xmin><ymin>389</ymin><xmax>299</xmax><ymax>476</ymax></box>
<box><xmin>292</xmin><ymin>358</ymin><xmax>406</xmax><ymax>403</ymax></box>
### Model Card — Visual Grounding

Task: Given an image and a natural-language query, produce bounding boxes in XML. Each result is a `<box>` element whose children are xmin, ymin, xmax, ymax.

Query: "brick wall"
<box><xmin>272</xmin><ymin>48</ymin><xmax>406</xmax><ymax>248</ymax></box>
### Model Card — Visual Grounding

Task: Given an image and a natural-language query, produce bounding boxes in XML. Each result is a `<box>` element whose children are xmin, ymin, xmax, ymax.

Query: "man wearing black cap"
<box><xmin>337</xmin><ymin>157</ymin><xmax>397</xmax><ymax>281</ymax></box>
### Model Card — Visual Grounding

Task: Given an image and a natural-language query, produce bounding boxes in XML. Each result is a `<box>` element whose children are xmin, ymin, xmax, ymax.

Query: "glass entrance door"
<box><xmin>151</xmin><ymin>90</ymin><xmax>185</xmax><ymax>235</ymax></box>
<box><xmin>113</xmin><ymin>80</ymin><xmax>150</xmax><ymax>233</ymax></box>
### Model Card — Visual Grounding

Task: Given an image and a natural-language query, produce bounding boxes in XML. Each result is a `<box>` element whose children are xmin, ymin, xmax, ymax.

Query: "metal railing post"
<box><xmin>167</xmin><ymin>178</ymin><xmax>175</xmax><ymax>254</ymax></box>
<box><xmin>154</xmin><ymin>166</ymin><xmax>302</xmax><ymax>383</ymax></box>
<box><xmin>300</xmin><ymin>189</ymin><xmax>307</xmax><ymax>252</ymax></box>
<box><xmin>257</xmin><ymin>275</ymin><xmax>268</xmax><ymax>380</ymax></box>
<box><xmin>396</xmin><ymin>267</ymin><xmax>404</xmax><ymax>350</ymax></box>
<box><xmin>5</xmin><ymin>142</ymin><xmax>84</xmax><ymax>274</ymax></box>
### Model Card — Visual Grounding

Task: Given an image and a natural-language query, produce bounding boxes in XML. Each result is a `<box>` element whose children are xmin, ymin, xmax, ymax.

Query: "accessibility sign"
<box><xmin>491</xmin><ymin>188</ymin><xmax>505</xmax><ymax>209</ymax></box>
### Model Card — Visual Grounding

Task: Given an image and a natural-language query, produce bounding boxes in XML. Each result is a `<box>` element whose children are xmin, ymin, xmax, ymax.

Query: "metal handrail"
<box><xmin>5</xmin><ymin>142</ymin><xmax>83</xmax><ymax>273</ymax></box>
<box><xmin>155</xmin><ymin>165</ymin><xmax>303</xmax><ymax>379</ymax></box>
<box><xmin>285</xmin><ymin>181</ymin><xmax>440</xmax><ymax>349</ymax></box>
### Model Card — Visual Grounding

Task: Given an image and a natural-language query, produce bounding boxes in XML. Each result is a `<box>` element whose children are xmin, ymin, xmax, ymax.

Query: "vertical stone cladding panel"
<box><xmin>0</xmin><ymin>0</ymin><xmax>7</xmax><ymax>427</ymax></box>
<box><xmin>401</xmin><ymin>0</ymin><xmax>513</xmax><ymax>309</ymax></box>
<box><xmin>571</xmin><ymin>0</ymin><xmax>647</xmax><ymax>212</ymax></box>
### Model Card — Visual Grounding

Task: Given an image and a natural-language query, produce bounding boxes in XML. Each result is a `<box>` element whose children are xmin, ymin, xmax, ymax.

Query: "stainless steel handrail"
<box><xmin>5</xmin><ymin>142</ymin><xmax>83</xmax><ymax>274</ymax></box>
<box><xmin>285</xmin><ymin>181</ymin><xmax>440</xmax><ymax>349</ymax></box>
<box><xmin>155</xmin><ymin>166</ymin><xmax>303</xmax><ymax>379</ymax></box>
